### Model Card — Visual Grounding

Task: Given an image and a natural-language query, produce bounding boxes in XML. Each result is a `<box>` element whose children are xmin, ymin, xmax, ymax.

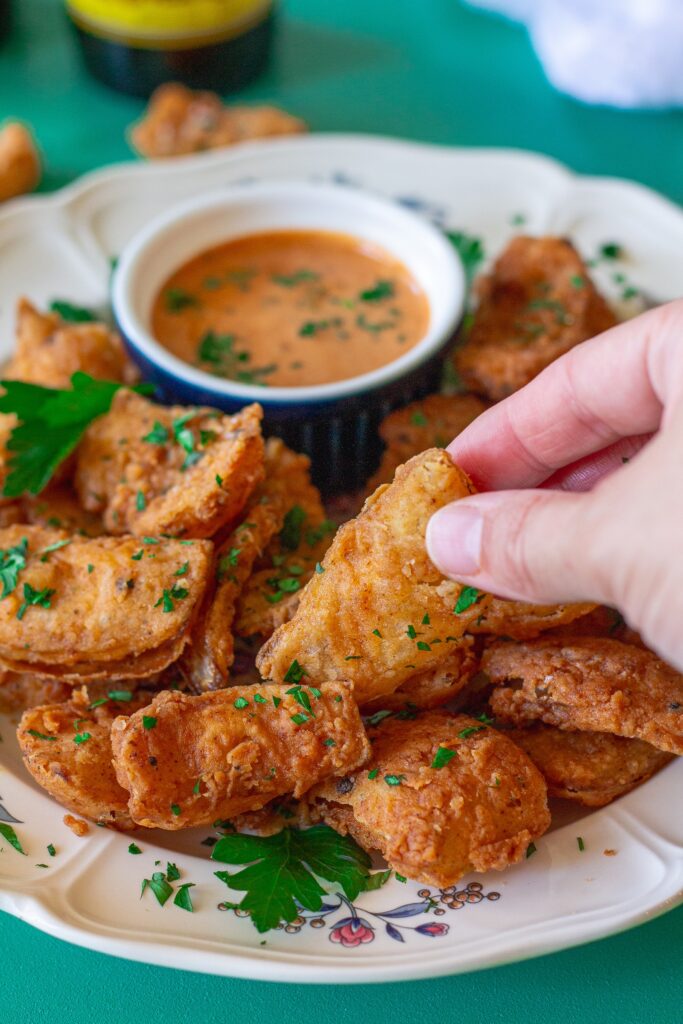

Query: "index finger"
<box><xmin>448</xmin><ymin>300</ymin><xmax>683</xmax><ymax>490</ymax></box>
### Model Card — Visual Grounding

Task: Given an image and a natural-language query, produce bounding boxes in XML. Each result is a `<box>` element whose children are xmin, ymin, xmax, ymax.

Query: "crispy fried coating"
<box><xmin>305</xmin><ymin>710</ymin><xmax>550</xmax><ymax>888</ymax></box>
<box><xmin>111</xmin><ymin>682</ymin><xmax>370</xmax><ymax>830</ymax></box>
<box><xmin>0</xmin><ymin>122</ymin><xmax>40</xmax><ymax>203</ymax></box>
<box><xmin>256</xmin><ymin>450</ymin><xmax>488</xmax><ymax>705</ymax></box>
<box><xmin>470</xmin><ymin>599</ymin><xmax>598</xmax><ymax>640</ymax></box>
<box><xmin>0</xmin><ymin>525</ymin><xmax>212</xmax><ymax>681</ymax></box>
<box><xmin>367</xmin><ymin>393</ymin><xmax>489</xmax><ymax>493</ymax></box>
<box><xmin>0</xmin><ymin>670</ymin><xmax>72</xmax><ymax>713</ymax></box>
<box><xmin>19</xmin><ymin>484</ymin><xmax>104</xmax><ymax>536</ymax></box>
<box><xmin>182</xmin><ymin>439</ymin><xmax>304</xmax><ymax>690</ymax></box>
<box><xmin>361</xmin><ymin>638</ymin><xmax>478</xmax><ymax>714</ymax></box>
<box><xmin>544</xmin><ymin>605</ymin><xmax>645</xmax><ymax>647</ymax></box>
<box><xmin>485</xmin><ymin>638</ymin><xmax>683</xmax><ymax>755</ymax></box>
<box><xmin>454</xmin><ymin>236</ymin><xmax>617</xmax><ymax>400</ymax></box>
<box><xmin>504</xmin><ymin>723</ymin><xmax>673</xmax><ymax>807</ymax></box>
<box><xmin>75</xmin><ymin>391</ymin><xmax>264</xmax><ymax>538</ymax></box>
<box><xmin>17</xmin><ymin>689</ymin><xmax>147</xmax><ymax>829</ymax></box>
<box><xmin>130</xmin><ymin>83</ymin><xmax>306</xmax><ymax>159</ymax></box>
<box><xmin>4</xmin><ymin>299</ymin><xmax>138</xmax><ymax>389</ymax></box>
<box><xmin>235</xmin><ymin>450</ymin><xmax>333</xmax><ymax>639</ymax></box>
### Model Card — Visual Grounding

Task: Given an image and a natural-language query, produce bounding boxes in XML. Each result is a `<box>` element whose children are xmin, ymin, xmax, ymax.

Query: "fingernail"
<box><xmin>427</xmin><ymin>505</ymin><xmax>483</xmax><ymax>576</ymax></box>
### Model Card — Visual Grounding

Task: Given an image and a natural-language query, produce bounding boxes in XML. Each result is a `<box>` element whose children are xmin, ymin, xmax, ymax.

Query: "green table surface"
<box><xmin>2</xmin><ymin>1</ymin><xmax>683</xmax><ymax>1020</ymax></box>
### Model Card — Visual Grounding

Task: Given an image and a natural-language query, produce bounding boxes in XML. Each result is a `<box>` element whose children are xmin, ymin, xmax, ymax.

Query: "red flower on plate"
<box><xmin>415</xmin><ymin>922</ymin><xmax>449</xmax><ymax>937</ymax></box>
<box><xmin>330</xmin><ymin>917</ymin><xmax>375</xmax><ymax>947</ymax></box>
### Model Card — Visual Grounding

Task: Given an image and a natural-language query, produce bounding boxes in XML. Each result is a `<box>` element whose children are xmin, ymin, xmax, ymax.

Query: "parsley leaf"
<box><xmin>16</xmin><ymin>582</ymin><xmax>55</xmax><ymax>620</ymax></box>
<box><xmin>49</xmin><ymin>299</ymin><xmax>97</xmax><ymax>322</ymax></box>
<box><xmin>431</xmin><ymin>746</ymin><xmax>457</xmax><ymax>769</ymax></box>
<box><xmin>0</xmin><ymin>822</ymin><xmax>26</xmax><ymax>855</ymax></box>
<box><xmin>0</xmin><ymin>537</ymin><xmax>28</xmax><ymax>597</ymax></box>
<box><xmin>359</xmin><ymin>280</ymin><xmax>394</xmax><ymax>302</ymax></box>
<box><xmin>141</xmin><ymin>871</ymin><xmax>174</xmax><ymax>906</ymax></box>
<box><xmin>279</xmin><ymin>505</ymin><xmax>306</xmax><ymax>551</ymax></box>
<box><xmin>174</xmin><ymin>882</ymin><xmax>195</xmax><ymax>912</ymax></box>
<box><xmin>454</xmin><ymin>586</ymin><xmax>483</xmax><ymax>614</ymax></box>
<box><xmin>0</xmin><ymin>373</ymin><xmax>154</xmax><ymax>497</ymax></box>
<box><xmin>212</xmin><ymin>826</ymin><xmax>373</xmax><ymax>933</ymax></box>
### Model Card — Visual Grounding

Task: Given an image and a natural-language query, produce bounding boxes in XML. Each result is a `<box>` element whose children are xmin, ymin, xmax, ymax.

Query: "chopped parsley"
<box><xmin>17</xmin><ymin>582</ymin><xmax>55</xmax><ymax>620</ymax></box>
<box><xmin>170</xmin><ymin>804</ymin><xmax>182</xmax><ymax>817</ymax></box>
<box><xmin>128</xmin><ymin>843</ymin><xmax>142</xmax><ymax>855</ymax></box>
<box><xmin>73</xmin><ymin>732</ymin><xmax>91</xmax><ymax>745</ymax></box>
<box><xmin>0</xmin><ymin>822</ymin><xmax>26</xmax><ymax>854</ymax></box>
<box><xmin>384</xmin><ymin>774</ymin><xmax>405</xmax><ymax>786</ymax></box>
<box><xmin>526</xmin><ymin>842</ymin><xmax>537</xmax><ymax>859</ymax></box>
<box><xmin>291</xmin><ymin>712</ymin><xmax>310</xmax><ymax>726</ymax></box>
<box><xmin>39</xmin><ymin>538</ymin><xmax>71</xmax><ymax>561</ymax></box>
<box><xmin>272</xmin><ymin>269</ymin><xmax>319</xmax><ymax>287</ymax></box>
<box><xmin>368</xmin><ymin>768</ymin><xmax>379</xmax><ymax>780</ymax></box>
<box><xmin>577</xmin><ymin>836</ymin><xmax>585</xmax><ymax>852</ymax></box>
<box><xmin>372</xmin><ymin>628</ymin><xmax>382</xmax><ymax>638</ymax></box>
<box><xmin>444</xmin><ymin>231</ymin><xmax>485</xmax><ymax>282</ymax></box>
<box><xmin>142</xmin><ymin>716</ymin><xmax>157</xmax><ymax>731</ymax></box>
<box><xmin>26</xmin><ymin>729</ymin><xmax>56</xmax><ymax>741</ymax></box>
<box><xmin>135</xmin><ymin>491</ymin><xmax>146</xmax><ymax>511</ymax></box>
<box><xmin>431</xmin><ymin>746</ymin><xmax>457</xmax><ymax>769</ymax></box>
<box><xmin>142</xmin><ymin>421</ymin><xmax>169</xmax><ymax>445</ymax></box>
<box><xmin>299</xmin><ymin>320</ymin><xmax>330</xmax><ymax>337</ymax></box>
<box><xmin>359</xmin><ymin>279</ymin><xmax>394</xmax><ymax>302</ymax></box>
<box><xmin>49</xmin><ymin>299</ymin><xmax>97</xmax><ymax>322</ymax></box>
<box><xmin>154</xmin><ymin>585</ymin><xmax>188</xmax><ymax>613</ymax></box>
<box><xmin>457</xmin><ymin>725</ymin><xmax>485</xmax><ymax>740</ymax></box>
<box><xmin>0</xmin><ymin>537</ymin><xmax>28</xmax><ymax>597</ymax></box>
<box><xmin>279</xmin><ymin>505</ymin><xmax>306</xmax><ymax>551</ymax></box>
<box><xmin>165</xmin><ymin>288</ymin><xmax>198</xmax><ymax>312</ymax></box>
<box><xmin>454</xmin><ymin>586</ymin><xmax>483</xmax><ymax>614</ymax></box>
<box><xmin>108</xmin><ymin>690</ymin><xmax>133</xmax><ymax>702</ymax></box>
<box><xmin>174</xmin><ymin>882</ymin><xmax>195</xmax><ymax>912</ymax></box>
<box><xmin>599</xmin><ymin>242</ymin><xmax>624</xmax><ymax>260</ymax></box>
<box><xmin>283</xmin><ymin>659</ymin><xmax>307</xmax><ymax>685</ymax></box>
<box><xmin>141</xmin><ymin>871</ymin><xmax>174</xmax><ymax>906</ymax></box>
<box><xmin>233</xmin><ymin>697</ymin><xmax>249</xmax><ymax>710</ymax></box>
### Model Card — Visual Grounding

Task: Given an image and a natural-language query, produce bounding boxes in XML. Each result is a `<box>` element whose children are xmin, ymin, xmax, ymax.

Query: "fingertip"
<box><xmin>426</xmin><ymin>503</ymin><xmax>484</xmax><ymax>578</ymax></box>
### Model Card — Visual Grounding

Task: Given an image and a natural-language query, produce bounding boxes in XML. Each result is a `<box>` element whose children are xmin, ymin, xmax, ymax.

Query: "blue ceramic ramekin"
<box><xmin>112</xmin><ymin>182</ymin><xmax>465</xmax><ymax>494</ymax></box>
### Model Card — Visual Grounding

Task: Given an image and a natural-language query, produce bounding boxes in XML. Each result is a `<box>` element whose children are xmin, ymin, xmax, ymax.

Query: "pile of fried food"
<box><xmin>2</xmin><ymin>236</ymin><xmax>679</xmax><ymax>895</ymax></box>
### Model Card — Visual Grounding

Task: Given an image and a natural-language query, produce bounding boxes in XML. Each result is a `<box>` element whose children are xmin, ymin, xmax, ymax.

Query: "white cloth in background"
<box><xmin>466</xmin><ymin>0</ymin><xmax>683</xmax><ymax>109</ymax></box>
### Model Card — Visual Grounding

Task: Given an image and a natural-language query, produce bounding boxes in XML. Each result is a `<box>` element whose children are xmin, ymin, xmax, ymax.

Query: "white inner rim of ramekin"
<box><xmin>112</xmin><ymin>181</ymin><xmax>465</xmax><ymax>405</ymax></box>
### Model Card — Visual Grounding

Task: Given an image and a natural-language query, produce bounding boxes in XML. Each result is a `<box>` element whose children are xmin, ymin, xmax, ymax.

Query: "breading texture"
<box><xmin>305</xmin><ymin>710</ymin><xmax>550</xmax><ymax>888</ymax></box>
<box><xmin>485</xmin><ymin>637</ymin><xmax>683</xmax><ymax>754</ymax></box>
<box><xmin>0</xmin><ymin>122</ymin><xmax>40</xmax><ymax>202</ymax></box>
<box><xmin>235</xmin><ymin>448</ymin><xmax>333</xmax><ymax>639</ymax></box>
<box><xmin>111</xmin><ymin>682</ymin><xmax>370</xmax><ymax>830</ymax></box>
<box><xmin>366</xmin><ymin>393</ymin><xmax>489</xmax><ymax>493</ymax></box>
<box><xmin>454</xmin><ymin>236</ymin><xmax>617</xmax><ymax>400</ymax></box>
<box><xmin>19</xmin><ymin>484</ymin><xmax>104</xmax><ymax>536</ymax></box>
<box><xmin>181</xmin><ymin>439</ymin><xmax>306</xmax><ymax>690</ymax></box>
<box><xmin>470</xmin><ymin>599</ymin><xmax>598</xmax><ymax>640</ymax></box>
<box><xmin>75</xmin><ymin>390</ymin><xmax>264</xmax><ymax>538</ymax></box>
<box><xmin>361</xmin><ymin>638</ymin><xmax>478</xmax><ymax>714</ymax></box>
<box><xmin>0</xmin><ymin>525</ymin><xmax>212</xmax><ymax>681</ymax></box>
<box><xmin>0</xmin><ymin>671</ymin><xmax>72</xmax><ymax>713</ymax></box>
<box><xmin>256</xmin><ymin>449</ymin><xmax>488</xmax><ymax>705</ymax></box>
<box><xmin>4</xmin><ymin>299</ymin><xmax>138</xmax><ymax>388</ymax></box>
<box><xmin>504</xmin><ymin>724</ymin><xmax>673</xmax><ymax>807</ymax></box>
<box><xmin>130</xmin><ymin>83</ymin><xmax>306</xmax><ymax>159</ymax></box>
<box><xmin>17</xmin><ymin>689</ymin><xmax>147</xmax><ymax>829</ymax></box>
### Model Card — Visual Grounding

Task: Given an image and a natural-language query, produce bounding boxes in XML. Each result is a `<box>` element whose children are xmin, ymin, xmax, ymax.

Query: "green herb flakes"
<box><xmin>233</xmin><ymin>697</ymin><xmax>249</xmax><ymax>709</ymax></box>
<box><xmin>142</xmin><ymin>716</ymin><xmax>157</xmax><ymax>731</ymax></box>
<box><xmin>431</xmin><ymin>746</ymin><xmax>457</xmax><ymax>769</ymax></box>
<box><xmin>284</xmin><ymin>659</ymin><xmax>307</xmax><ymax>684</ymax></box>
<box><xmin>0</xmin><ymin>822</ymin><xmax>26</xmax><ymax>855</ymax></box>
<box><xmin>128</xmin><ymin>843</ymin><xmax>142</xmax><ymax>855</ymax></box>
<box><xmin>454</xmin><ymin>586</ymin><xmax>482</xmax><ymax>614</ymax></box>
<box><xmin>16</xmin><ymin>583</ymin><xmax>55</xmax><ymax>620</ymax></box>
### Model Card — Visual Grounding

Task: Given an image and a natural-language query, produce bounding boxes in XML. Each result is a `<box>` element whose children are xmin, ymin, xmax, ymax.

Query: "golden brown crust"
<box><xmin>130</xmin><ymin>83</ymin><xmax>307</xmax><ymax>159</ymax></box>
<box><xmin>0</xmin><ymin>671</ymin><xmax>72</xmax><ymax>713</ymax></box>
<box><xmin>454</xmin><ymin>236</ymin><xmax>617</xmax><ymax>400</ymax></box>
<box><xmin>4</xmin><ymin>299</ymin><xmax>138</xmax><ymax>389</ymax></box>
<box><xmin>18</xmin><ymin>690</ymin><xmax>148</xmax><ymax>829</ymax></box>
<box><xmin>181</xmin><ymin>439</ymin><xmax>304</xmax><ymax>689</ymax></box>
<box><xmin>18</xmin><ymin>484</ymin><xmax>105</xmax><ymax>537</ymax></box>
<box><xmin>361</xmin><ymin>638</ymin><xmax>478</xmax><ymax>714</ymax></box>
<box><xmin>366</xmin><ymin>393</ymin><xmax>489</xmax><ymax>493</ymax></box>
<box><xmin>75</xmin><ymin>391</ymin><xmax>264</xmax><ymax>538</ymax></box>
<box><xmin>0</xmin><ymin>525</ymin><xmax>212</xmax><ymax>681</ymax></box>
<box><xmin>504</xmin><ymin>723</ymin><xmax>673</xmax><ymax>807</ymax></box>
<box><xmin>111</xmin><ymin>683</ymin><xmax>371</xmax><ymax>830</ymax></box>
<box><xmin>305</xmin><ymin>710</ymin><xmax>550</xmax><ymax>887</ymax></box>
<box><xmin>0</xmin><ymin>123</ymin><xmax>40</xmax><ymax>203</ymax></box>
<box><xmin>256</xmin><ymin>450</ymin><xmax>490</xmax><ymax>705</ymax></box>
<box><xmin>485</xmin><ymin>638</ymin><xmax>683</xmax><ymax>754</ymax></box>
<box><xmin>470</xmin><ymin>599</ymin><xmax>598</xmax><ymax>640</ymax></box>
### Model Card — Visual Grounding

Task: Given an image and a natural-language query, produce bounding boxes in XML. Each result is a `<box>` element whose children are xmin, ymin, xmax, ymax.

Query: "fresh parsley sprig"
<box><xmin>212</xmin><ymin>825</ymin><xmax>386</xmax><ymax>933</ymax></box>
<box><xmin>0</xmin><ymin>372</ymin><xmax>154</xmax><ymax>497</ymax></box>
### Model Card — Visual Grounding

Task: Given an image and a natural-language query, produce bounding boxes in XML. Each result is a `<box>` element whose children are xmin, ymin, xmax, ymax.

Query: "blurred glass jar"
<box><xmin>66</xmin><ymin>0</ymin><xmax>275</xmax><ymax>97</ymax></box>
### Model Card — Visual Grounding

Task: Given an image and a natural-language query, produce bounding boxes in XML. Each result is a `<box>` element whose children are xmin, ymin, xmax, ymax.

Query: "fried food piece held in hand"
<box><xmin>111</xmin><ymin>682</ymin><xmax>370</xmax><ymax>830</ymax></box>
<box><xmin>0</xmin><ymin>123</ymin><xmax>40</xmax><ymax>203</ymax></box>
<box><xmin>360</xmin><ymin>637</ymin><xmax>478</xmax><ymax>715</ymax></box>
<box><xmin>455</xmin><ymin>236</ymin><xmax>617</xmax><ymax>400</ymax></box>
<box><xmin>470</xmin><ymin>599</ymin><xmax>598</xmax><ymax>640</ymax></box>
<box><xmin>504</xmin><ymin>723</ymin><xmax>673</xmax><ymax>807</ymax></box>
<box><xmin>366</xmin><ymin>393</ymin><xmax>489</xmax><ymax>493</ymax></box>
<box><xmin>486</xmin><ymin>637</ymin><xmax>683</xmax><ymax>755</ymax></box>
<box><xmin>130</xmin><ymin>83</ymin><xmax>307</xmax><ymax>159</ymax></box>
<box><xmin>256</xmin><ymin>449</ymin><xmax>489</xmax><ymax>705</ymax></box>
<box><xmin>75</xmin><ymin>390</ymin><xmax>264</xmax><ymax>538</ymax></box>
<box><xmin>305</xmin><ymin>710</ymin><xmax>550</xmax><ymax>888</ymax></box>
<box><xmin>182</xmin><ymin>439</ymin><xmax>307</xmax><ymax>690</ymax></box>
<box><xmin>4</xmin><ymin>299</ymin><xmax>138</xmax><ymax>389</ymax></box>
<box><xmin>17</xmin><ymin>689</ymin><xmax>147</xmax><ymax>829</ymax></box>
<box><xmin>0</xmin><ymin>525</ymin><xmax>212</xmax><ymax>681</ymax></box>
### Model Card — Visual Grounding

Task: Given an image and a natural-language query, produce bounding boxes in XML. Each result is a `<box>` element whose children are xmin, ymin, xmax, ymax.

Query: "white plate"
<box><xmin>1</xmin><ymin>135</ymin><xmax>682</xmax><ymax>985</ymax></box>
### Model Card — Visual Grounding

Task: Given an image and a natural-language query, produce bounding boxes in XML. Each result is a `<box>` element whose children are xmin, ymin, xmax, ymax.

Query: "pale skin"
<box><xmin>426</xmin><ymin>299</ymin><xmax>683</xmax><ymax>671</ymax></box>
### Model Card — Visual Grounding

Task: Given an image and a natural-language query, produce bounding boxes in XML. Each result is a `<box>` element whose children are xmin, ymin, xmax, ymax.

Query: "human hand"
<box><xmin>426</xmin><ymin>300</ymin><xmax>683</xmax><ymax>670</ymax></box>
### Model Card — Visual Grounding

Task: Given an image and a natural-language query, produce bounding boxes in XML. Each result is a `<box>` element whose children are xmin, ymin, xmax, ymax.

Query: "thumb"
<box><xmin>426</xmin><ymin>488</ymin><xmax>609</xmax><ymax>605</ymax></box>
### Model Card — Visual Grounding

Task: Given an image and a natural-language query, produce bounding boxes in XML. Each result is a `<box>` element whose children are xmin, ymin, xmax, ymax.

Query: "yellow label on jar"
<box><xmin>67</xmin><ymin>0</ymin><xmax>270</xmax><ymax>40</ymax></box>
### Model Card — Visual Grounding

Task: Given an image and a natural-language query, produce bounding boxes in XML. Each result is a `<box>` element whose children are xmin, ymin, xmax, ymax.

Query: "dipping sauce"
<box><xmin>151</xmin><ymin>229</ymin><xmax>430</xmax><ymax>388</ymax></box>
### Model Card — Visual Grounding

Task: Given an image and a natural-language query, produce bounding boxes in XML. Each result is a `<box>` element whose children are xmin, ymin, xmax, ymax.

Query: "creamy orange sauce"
<box><xmin>151</xmin><ymin>229</ymin><xmax>430</xmax><ymax>388</ymax></box>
